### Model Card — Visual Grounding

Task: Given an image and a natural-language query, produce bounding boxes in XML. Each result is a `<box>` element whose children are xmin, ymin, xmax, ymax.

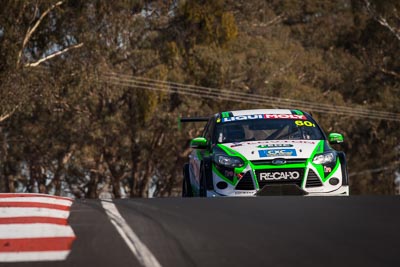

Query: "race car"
<box><xmin>182</xmin><ymin>109</ymin><xmax>349</xmax><ymax>197</ymax></box>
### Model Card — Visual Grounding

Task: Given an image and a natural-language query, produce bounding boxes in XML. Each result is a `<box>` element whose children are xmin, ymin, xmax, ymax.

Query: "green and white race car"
<box><xmin>182</xmin><ymin>109</ymin><xmax>349</xmax><ymax>197</ymax></box>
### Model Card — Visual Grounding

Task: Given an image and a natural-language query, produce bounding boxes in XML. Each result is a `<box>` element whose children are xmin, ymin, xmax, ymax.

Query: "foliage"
<box><xmin>0</xmin><ymin>0</ymin><xmax>399</xmax><ymax>197</ymax></box>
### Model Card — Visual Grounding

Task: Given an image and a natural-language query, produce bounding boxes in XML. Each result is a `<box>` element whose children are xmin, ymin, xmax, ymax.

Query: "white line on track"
<box><xmin>0</xmin><ymin>223</ymin><xmax>75</xmax><ymax>239</ymax></box>
<box><xmin>101</xmin><ymin>199</ymin><xmax>162</xmax><ymax>267</ymax></box>
<box><xmin>0</xmin><ymin>251</ymin><xmax>71</xmax><ymax>262</ymax></box>
<box><xmin>0</xmin><ymin>207</ymin><xmax>70</xmax><ymax>219</ymax></box>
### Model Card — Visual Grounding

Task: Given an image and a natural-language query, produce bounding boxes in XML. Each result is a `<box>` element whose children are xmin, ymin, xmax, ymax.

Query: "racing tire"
<box><xmin>337</xmin><ymin>152</ymin><xmax>349</xmax><ymax>186</ymax></box>
<box><xmin>199</xmin><ymin>159</ymin><xmax>213</xmax><ymax>197</ymax></box>
<box><xmin>199</xmin><ymin>163</ymin><xmax>207</xmax><ymax>197</ymax></box>
<box><xmin>182</xmin><ymin>163</ymin><xmax>193</xmax><ymax>197</ymax></box>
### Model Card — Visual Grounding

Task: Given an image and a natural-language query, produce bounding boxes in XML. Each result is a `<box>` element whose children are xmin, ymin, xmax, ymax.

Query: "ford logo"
<box><xmin>272</xmin><ymin>159</ymin><xmax>286</xmax><ymax>165</ymax></box>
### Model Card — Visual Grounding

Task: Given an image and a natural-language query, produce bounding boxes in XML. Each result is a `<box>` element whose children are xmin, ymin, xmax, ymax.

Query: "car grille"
<box><xmin>235</xmin><ymin>172</ymin><xmax>254</xmax><ymax>190</ymax></box>
<box><xmin>251</xmin><ymin>159</ymin><xmax>307</xmax><ymax>165</ymax></box>
<box><xmin>255</xmin><ymin>168</ymin><xmax>304</xmax><ymax>189</ymax></box>
<box><xmin>305</xmin><ymin>169</ymin><xmax>323</xmax><ymax>187</ymax></box>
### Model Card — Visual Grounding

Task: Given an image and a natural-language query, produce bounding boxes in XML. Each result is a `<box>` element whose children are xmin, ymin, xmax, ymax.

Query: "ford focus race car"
<box><xmin>182</xmin><ymin>109</ymin><xmax>349</xmax><ymax>197</ymax></box>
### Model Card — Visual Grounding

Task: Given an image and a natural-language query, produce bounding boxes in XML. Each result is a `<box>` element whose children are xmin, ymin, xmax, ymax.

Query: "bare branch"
<box><xmin>251</xmin><ymin>14</ymin><xmax>285</xmax><ymax>28</ymax></box>
<box><xmin>364</xmin><ymin>0</ymin><xmax>400</xmax><ymax>42</ymax></box>
<box><xmin>24</xmin><ymin>42</ymin><xmax>84</xmax><ymax>68</ymax></box>
<box><xmin>0</xmin><ymin>113</ymin><xmax>12</xmax><ymax>123</ymax></box>
<box><xmin>375</xmin><ymin>16</ymin><xmax>400</xmax><ymax>41</ymax></box>
<box><xmin>380</xmin><ymin>68</ymin><xmax>400</xmax><ymax>79</ymax></box>
<box><xmin>29</xmin><ymin>3</ymin><xmax>40</xmax><ymax>25</ymax></box>
<box><xmin>0</xmin><ymin>105</ymin><xmax>19</xmax><ymax>123</ymax></box>
<box><xmin>17</xmin><ymin>1</ymin><xmax>64</xmax><ymax>66</ymax></box>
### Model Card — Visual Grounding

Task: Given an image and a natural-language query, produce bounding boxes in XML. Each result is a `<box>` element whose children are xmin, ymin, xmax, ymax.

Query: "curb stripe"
<box><xmin>101</xmin><ymin>200</ymin><xmax>162</xmax><ymax>267</ymax></box>
<box><xmin>0</xmin><ymin>194</ymin><xmax>75</xmax><ymax>263</ymax></box>
<box><xmin>0</xmin><ymin>207</ymin><xmax>69</xmax><ymax>219</ymax></box>
<box><xmin>0</xmin><ymin>217</ymin><xmax>68</xmax><ymax>225</ymax></box>
<box><xmin>0</xmin><ymin>223</ymin><xmax>75</xmax><ymax>239</ymax></box>
<box><xmin>0</xmin><ymin>193</ymin><xmax>72</xmax><ymax>201</ymax></box>
<box><xmin>0</xmin><ymin>251</ymin><xmax>71</xmax><ymax>262</ymax></box>
<box><xmin>0</xmin><ymin>197</ymin><xmax>72</xmax><ymax>207</ymax></box>
<box><xmin>0</xmin><ymin>202</ymin><xmax>70</xmax><ymax>211</ymax></box>
<box><xmin>0</xmin><ymin>237</ymin><xmax>76</xmax><ymax>252</ymax></box>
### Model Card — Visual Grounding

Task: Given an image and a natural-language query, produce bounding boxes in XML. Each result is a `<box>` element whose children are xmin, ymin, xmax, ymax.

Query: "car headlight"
<box><xmin>214</xmin><ymin>154</ymin><xmax>244</xmax><ymax>168</ymax></box>
<box><xmin>312</xmin><ymin>152</ymin><xmax>336</xmax><ymax>164</ymax></box>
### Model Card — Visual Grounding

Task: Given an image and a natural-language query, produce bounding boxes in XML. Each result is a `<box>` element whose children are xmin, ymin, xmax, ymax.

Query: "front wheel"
<box><xmin>199</xmin><ymin>159</ymin><xmax>213</xmax><ymax>197</ymax></box>
<box><xmin>182</xmin><ymin>164</ymin><xmax>193</xmax><ymax>197</ymax></box>
<box><xmin>199</xmin><ymin>169</ymin><xmax>206</xmax><ymax>197</ymax></box>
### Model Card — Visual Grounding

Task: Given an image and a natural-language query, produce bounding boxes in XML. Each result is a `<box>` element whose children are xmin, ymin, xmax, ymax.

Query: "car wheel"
<box><xmin>182</xmin><ymin>163</ymin><xmax>193</xmax><ymax>197</ymax></box>
<box><xmin>199</xmin><ymin>158</ymin><xmax>214</xmax><ymax>197</ymax></box>
<box><xmin>199</xmin><ymin>163</ymin><xmax>208</xmax><ymax>197</ymax></box>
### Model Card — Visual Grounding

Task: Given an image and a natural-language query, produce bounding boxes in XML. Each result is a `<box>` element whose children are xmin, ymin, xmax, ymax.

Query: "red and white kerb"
<box><xmin>0</xmin><ymin>193</ymin><xmax>75</xmax><ymax>262</ymax></box>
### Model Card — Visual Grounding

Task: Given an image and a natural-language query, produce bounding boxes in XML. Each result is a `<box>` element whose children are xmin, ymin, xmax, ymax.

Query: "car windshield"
<box><xmin>214</xmin><ymin>118</ymin><xmax>324</xmax><ymax>144</ymax></box>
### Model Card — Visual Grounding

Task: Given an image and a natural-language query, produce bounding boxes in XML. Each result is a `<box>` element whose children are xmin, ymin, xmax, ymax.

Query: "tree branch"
<box><xmin>380</xmin><ymin>67</ymin><xmax>400</xmax><ymax>79</ymax></box>
<box><xmin>24</xmin><ymin>42</ymin><xmax>84</xmax><ymax>68</ymax></box>
<box><xmin>375</xmin><ymin>16</ymin><xmax>400</xmax><ymax>41</ymax></box>
<box><xmin>0</xmin><ymin>105</ymin><xmax>19</xmax><ymax>123</ymax></box>
<box><xmin>251</xmin><ymin>14</ymin><xmax>285</xmax><ymax>28</ymax></box>
<box><xmin>17</xmin><ymin>1</ymin><xmax>64</xmax><ymax>66</ymax></box>
<box><xmin>364</xmin><ymin>0</ymin><xmax>400</xmax><ymax>42</ymax></box>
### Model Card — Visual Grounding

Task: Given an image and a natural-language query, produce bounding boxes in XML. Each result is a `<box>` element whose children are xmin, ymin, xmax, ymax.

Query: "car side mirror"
<box><xmin>328</xmin><ymin>133</ymin><xmax>344</xmax><ymax>144</ymax></box>
<box><xmin>190</xmin><ymin>137</ymin><xmax>208</xmax><ymax>149</ymax></box>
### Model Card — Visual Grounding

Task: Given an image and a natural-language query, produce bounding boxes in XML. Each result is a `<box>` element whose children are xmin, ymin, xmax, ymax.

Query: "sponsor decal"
<box><xmin>221</xmin><ymin>112</ymin><xmax>231</xmax><ymax>118</ymax></box>
<box><xmin>249</xmin><ymin>140</ymin><xmax>316</xmax><ymax>145</ymax></box>
<box><xmin>236</xmin><ymin>173</ymin><xmax>244</xmax><ymax>179</ymax></box>
<box><xmin>292</xmin><ymin>110</ymin><xmax>303</xmax><ymax>115</ymax></box>
<box><xmin>259</xmin><ymin>171</ymin><xmax>300</xmax><ymax>181</ymax></box>
<box><xmin>222</xmin><ymin>114</ymin><xmax>306</xmax><ymax>122</ymax></box>
<box><xmin>230</xmin><ymin>143</ymin><xmax>243</xmax><ymax>148</ymax></box>
<box><xmin>295</xmin><ymin>120</ymin><xmax>316</xmax><ymax>127</ymax></box>
<box><xmin>257</xmin><ymin>144</ymin><xmax>293</xmax><ymax>148</ymax></box>
<box><xmin>234</xmin><ymin>191</ymin><xmax>254</xmax><ymax>195</ymax></box>
<box><xmin>324</xmin><ymin>166</ymin><xmax>332</xmax><ymax>173</ymax></box>
<box><xmin>224</xmin><ymin>170</ymin><xmax>234</xmax><ymax>177</ymax></box>
<box><xmin>258</xmin><ymin>149</ymin><xmax>297</xmax><ymax>157</ymax></box>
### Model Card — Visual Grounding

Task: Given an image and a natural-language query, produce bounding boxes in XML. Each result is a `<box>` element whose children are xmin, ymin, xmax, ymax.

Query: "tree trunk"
<box><xmin>112</xmin><ymin>176</ymin><xmax>121</xmax><ymax>198</ymax></box>
<box><xmin>130</xmin><ymin>141</ymin><xmax>141</xmax><ymax>197</ymax></box>
<box><xmin>87</xmin><ymin>170</ymin><xmax>99</xmax><ymax>199</ymax></box>
<box><xmin>139</xmin><ymin>160</ymin><xmax>153</xmax><ymax>197</ymax></box>
<box><xmin>0</xmin><ymin>127</ymin><xmax>10</xmax><ymax>192</ymax></box>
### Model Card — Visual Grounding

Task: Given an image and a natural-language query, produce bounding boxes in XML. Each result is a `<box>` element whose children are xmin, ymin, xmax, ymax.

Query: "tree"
<box><xmin>0</xmin><ymin>0</ymin><xmax>399</xmax><ymax>197</ymax></box>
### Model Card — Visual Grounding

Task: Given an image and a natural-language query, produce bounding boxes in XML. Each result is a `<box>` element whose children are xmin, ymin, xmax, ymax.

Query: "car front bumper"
<box><xmin>206</xmin><ymin>185</ymin><xmax>349</xmax><ymax>197</ymax></box>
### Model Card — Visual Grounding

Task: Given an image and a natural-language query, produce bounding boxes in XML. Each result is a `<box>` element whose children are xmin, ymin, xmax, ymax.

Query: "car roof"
<box><xmin>219</xmin><ymin>109</ymin><xmax>304</xmax><ymax>117</ymax></box>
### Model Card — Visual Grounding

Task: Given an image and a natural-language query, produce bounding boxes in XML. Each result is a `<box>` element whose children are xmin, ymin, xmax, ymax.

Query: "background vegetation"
<box><xmin>0</xmin><ymin>0</ymin><xmax>399</xmax><ymax>197</ymax></box>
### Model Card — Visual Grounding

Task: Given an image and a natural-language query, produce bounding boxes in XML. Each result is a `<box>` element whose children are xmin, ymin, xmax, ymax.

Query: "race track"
<box><xmin>1</xmin><ymin>196</ymin><xmax>400</xmax><ymax>267</ymax></box>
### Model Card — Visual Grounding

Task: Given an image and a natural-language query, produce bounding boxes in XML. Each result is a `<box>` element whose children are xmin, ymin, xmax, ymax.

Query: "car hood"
<box><xmin>219</xmin><ymin>140</ymin><xmax>322</xmax><ymax>160</ymax></box>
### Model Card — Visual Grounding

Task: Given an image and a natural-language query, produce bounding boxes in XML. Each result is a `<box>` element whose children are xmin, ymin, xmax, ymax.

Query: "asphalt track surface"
<box><xmin>2</xmin><ymin>196</ymin><xmax>400</xmax><ymax>267</ymax></box>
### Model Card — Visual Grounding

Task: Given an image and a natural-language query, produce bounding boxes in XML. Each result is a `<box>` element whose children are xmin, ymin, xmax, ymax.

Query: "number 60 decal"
<box><xmin>295</xmin><ymin>120</ymin><xmax>315</xmax><ymax>127</ymax></box>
